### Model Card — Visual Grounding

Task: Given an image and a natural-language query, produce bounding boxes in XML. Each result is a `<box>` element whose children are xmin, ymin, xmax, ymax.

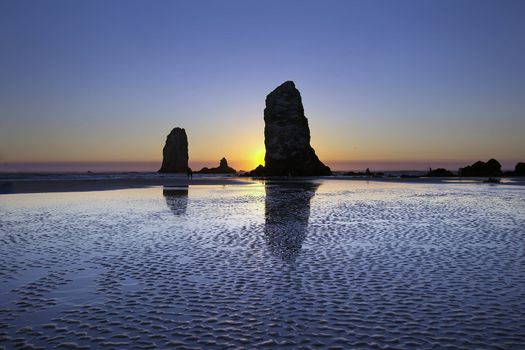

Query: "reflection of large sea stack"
<box><xmin>163</xmin><ymin>186</ymin><xmax>188</xmax><ymax>216</ymax></box>
<box><xmin>264</xmin><ymin>182</ymin><xmax>320</xmax><ymax>261</ymax></box>
<box><xmin>159</xmin><ymin>127</ymin><xmax>189</xmax><ymax>173</ymax></box>
<box><xmin>263</xmin><ymin>81</ymin><xmax>331</xmax><ymax>176</ymax></box>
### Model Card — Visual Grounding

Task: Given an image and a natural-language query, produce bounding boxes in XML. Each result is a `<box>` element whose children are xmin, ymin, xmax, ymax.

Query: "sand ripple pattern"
<box><xmin>0</xmin><ymin>181</ymin><xmax>524</xmax><ymax>349</ymax></box>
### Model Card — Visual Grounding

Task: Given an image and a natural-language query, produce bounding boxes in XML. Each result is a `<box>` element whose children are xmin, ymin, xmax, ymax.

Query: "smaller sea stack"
<box><xmin>159</xmin><ymin>127</ymin><xmax>189</xmax><ymax>173</ymax></box>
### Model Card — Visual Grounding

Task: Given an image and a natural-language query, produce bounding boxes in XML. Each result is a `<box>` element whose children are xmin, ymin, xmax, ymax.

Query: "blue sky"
<box><xmin>1</xmin><ymin>0</ymin><xmax>524</xmax><ymax>171</ymax></box>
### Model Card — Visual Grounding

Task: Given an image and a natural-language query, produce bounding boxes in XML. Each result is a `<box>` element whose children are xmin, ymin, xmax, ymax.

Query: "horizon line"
<box><xmin>0</xmin><ymin>159</ymin><xmax>521</xmax><ymax>173</ymax></box>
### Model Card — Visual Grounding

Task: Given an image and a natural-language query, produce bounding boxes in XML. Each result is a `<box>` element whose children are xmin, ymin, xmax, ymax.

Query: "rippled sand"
<box><xmin>1</xmin><ymin>180</ymin><xmax>524</xmax><ymax>349</ymax></box>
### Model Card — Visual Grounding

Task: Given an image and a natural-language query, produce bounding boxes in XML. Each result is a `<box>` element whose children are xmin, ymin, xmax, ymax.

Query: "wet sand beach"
<box><xmin>1</xmin><ymin>180</ymin><xmax>524</xmax><ymax>349</ymax></box>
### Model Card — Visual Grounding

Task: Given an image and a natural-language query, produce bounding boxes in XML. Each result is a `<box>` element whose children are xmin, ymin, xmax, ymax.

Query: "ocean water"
<box><xmin>0</xmin><ymin>180</ymin><xmax>524</xmax><ymax>349</ymax></box>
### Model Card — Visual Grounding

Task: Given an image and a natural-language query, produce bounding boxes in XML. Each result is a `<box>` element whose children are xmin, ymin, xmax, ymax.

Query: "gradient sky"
<box><xmin>1</xmin><ymin>0</ymin><xmax>524</xmax><ymax>171</ymax></box>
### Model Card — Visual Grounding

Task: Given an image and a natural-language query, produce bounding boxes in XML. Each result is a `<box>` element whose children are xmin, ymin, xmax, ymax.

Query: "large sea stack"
<box><xmin>159</xmin><ymin>127</ymin><xmax>189</xmax><ymax>173</ymax></box>
<box><xmin>263</xmin><ymin>81</ymin><xmax>331</xmax><ymax>176</ymax></box>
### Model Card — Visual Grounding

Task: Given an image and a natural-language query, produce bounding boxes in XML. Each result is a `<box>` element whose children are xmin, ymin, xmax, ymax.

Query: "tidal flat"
<box><xmin>1</xmin><ymin>180</ymin><xmax>524</xmax><ymax>349</ymax></box>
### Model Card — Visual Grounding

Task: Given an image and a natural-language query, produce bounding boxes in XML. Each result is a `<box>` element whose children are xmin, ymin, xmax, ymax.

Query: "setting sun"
<box><xmin>252</xmin><ymin>146</ymin><xmax>265</xmax><ymax>169</ymax></box>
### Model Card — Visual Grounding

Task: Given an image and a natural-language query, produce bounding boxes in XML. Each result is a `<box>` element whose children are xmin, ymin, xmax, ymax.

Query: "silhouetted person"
<box><xmin>163</xmin><ymin>186</ymin><xmax>189</xmax><ymax>216</ymax></box>
<box><xmin>264</xmin><ymin>181</ymin><xmax>320</xmax><ymax>261</ymax></box>
<box><xmin>186</xmin><ymin>167</ymin><xmax>193</xmax><ymax>179</ymax></box>
<box><xmin>365</xmin><ymin>168</ymin><xmax>371</xmax><ymax>177</ymax></box>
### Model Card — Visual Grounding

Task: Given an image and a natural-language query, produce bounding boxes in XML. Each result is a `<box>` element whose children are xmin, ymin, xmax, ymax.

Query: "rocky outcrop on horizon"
<box><xmin>245</xmin><ymin>164</ymin><xmax>265</xmax><ymax>177</ymax></box>
<box><xmin>261</xmin><ymin>81</ymin><xmax>331</xmax><ymax>176</ymax></box>
<box><xmin>459</xmin><ymin>159</ymin><xmax>501</xmax><ymax>177</ymax></box>
<box><xmin>514</xmin><ymin>162</ymin><xmax>525</xmax><ymax>176</ymax></box>
<box><xmin>426</xmin><ymin>168</ymin><xmax>454</xmax><ymax>177</ymax></box>
<box><xmin>159</xmin><ymin>127</ymin><xmax>189</xmax><ymax>173</ymax></box>
<box><xmin>197</xmin><ymin>157</ymin><xmax>237</xmax><ymax>174</ymax></box>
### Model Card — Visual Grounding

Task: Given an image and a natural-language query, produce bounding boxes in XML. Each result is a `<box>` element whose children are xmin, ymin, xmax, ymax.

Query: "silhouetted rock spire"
<box><xmin>263</xmin><ymin>81</ymin><xmax>331</xmax><ymax>176</ymax></box>
<box><xmin>159</xmin><ymin>127</ymin><xmax>189</xmax><ymax>173</ymax></box>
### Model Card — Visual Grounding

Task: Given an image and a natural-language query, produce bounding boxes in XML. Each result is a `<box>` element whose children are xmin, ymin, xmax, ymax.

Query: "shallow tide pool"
<box><xmin>1</xmin><ymin>180</ymin><xmax>524</xmax><ymax>349</ymax></box>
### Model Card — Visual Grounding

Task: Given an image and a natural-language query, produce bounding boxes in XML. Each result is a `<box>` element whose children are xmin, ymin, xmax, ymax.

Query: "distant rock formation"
<box><xmin>244</xmin><ymin>164</ymin><xmax>266</xmax><ymax>177</ymax></box>
<box><xmin>197</xmin><ymin>157</ymin><xmax>237</xmax><ymax>174</ymax></box>
<box><xmin>262</xmin><ymin>81</ymin><xmax>331</xmax><ymax>176</ymax></box>
<box><xmin>514</xmin><ymin>162</ymin><xmax>525</xmax><ymax>176</ymax></box>
<box><xmin>459</xmin><ymin>159</ymin><xmax>501</xmax><ymax>177</ymax></box>
<box><xmin>426</xmin><ymin>168</ymin><xmax>454</xmax><ymax>177</ymax></box>
<box><xmin>159</xmin><ymin>127</ymin><xmax>189</xmax><ymax>173</ymax></box>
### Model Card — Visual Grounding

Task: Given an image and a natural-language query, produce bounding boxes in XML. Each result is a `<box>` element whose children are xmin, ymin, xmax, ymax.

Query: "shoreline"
<box><xmin>1</xmin><ymin>175</ymin><xmax>524</xmax><ymax>195</ymax></box>
<box><xmin>0</xmin><ymin>177</ymin><xmax>254</xmax><ymax>195</ymax></box>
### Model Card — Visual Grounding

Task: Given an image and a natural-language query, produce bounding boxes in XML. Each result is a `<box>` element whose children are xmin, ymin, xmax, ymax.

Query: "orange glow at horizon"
<box><xmin>252</xmin><ymin>146</ymin><xmax>266</xmax><ymax>169</ymax></box>
<box><xmin>2</xmin><ymin>114</ymin><xmax>523</xmax><ymax>172</ymax></box>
